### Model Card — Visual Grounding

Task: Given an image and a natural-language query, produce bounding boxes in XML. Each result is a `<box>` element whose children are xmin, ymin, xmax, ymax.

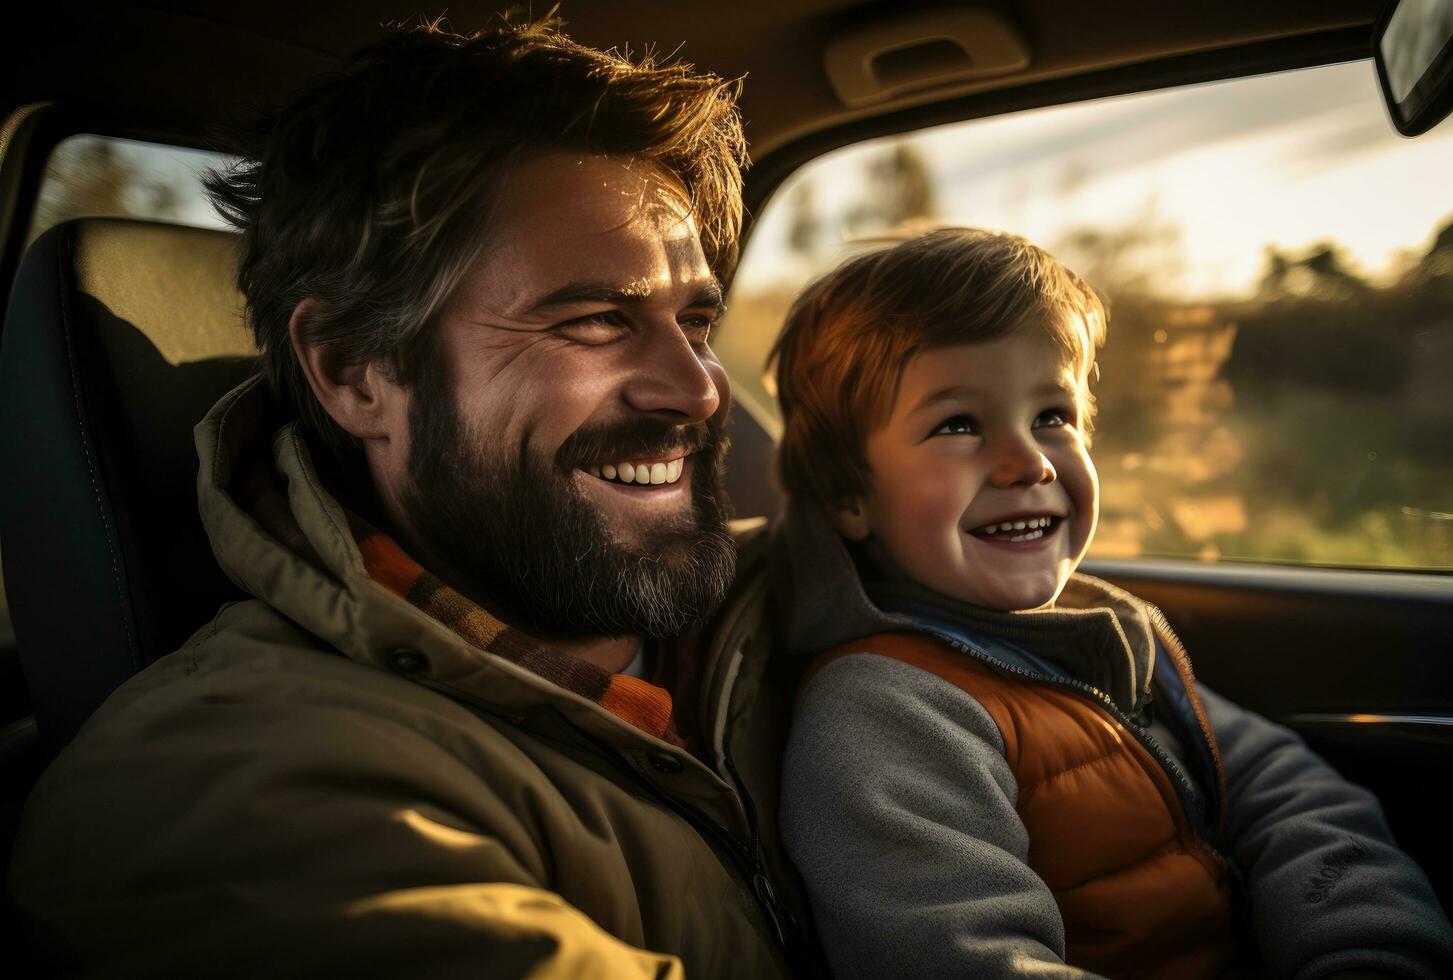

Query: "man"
<box><xmin>8</xmin><ymin>20</ymin><xmax>812</xmax><ymax>977</ymax></box>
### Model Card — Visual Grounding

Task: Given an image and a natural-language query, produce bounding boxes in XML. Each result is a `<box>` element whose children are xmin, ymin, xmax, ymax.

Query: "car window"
<box><xmin>720</xmin><ymin>59</ymin><xmax>1453</xmax><ymax>572</ymax></box>
<box><xmin>0</xmin><ymin>134</ymin><xmax>238</xmax><ymax>649</ymax></box>
<box><xmin>26</xmin><ymin>133</ymin><xmax>236</xmax><ymax>244</ymax></box>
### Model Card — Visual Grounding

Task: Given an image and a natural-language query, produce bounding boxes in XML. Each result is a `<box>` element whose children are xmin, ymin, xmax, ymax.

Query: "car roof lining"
<box><xmin>3</xmin><ymin>1</ymin><xmax>1382</xmax><ymax>161</ymax></box>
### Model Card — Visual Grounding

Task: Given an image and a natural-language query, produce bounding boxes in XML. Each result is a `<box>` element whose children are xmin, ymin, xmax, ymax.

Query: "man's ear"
<box><xmin>833</xmin><ymin>498</ymin><xmax>872</xmax><ymax>541</ymax></box>
<box><xmin>289</xmin><ymin>299</ymin><xmax>401</xmax><ymax>442</ymax></box>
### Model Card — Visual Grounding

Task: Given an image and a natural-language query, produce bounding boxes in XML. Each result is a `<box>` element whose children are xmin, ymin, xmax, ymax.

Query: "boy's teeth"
<box><xmin>979</xmin><ymin>516</ymin><xmax>1054</xmax><ymax>535</ymax></box>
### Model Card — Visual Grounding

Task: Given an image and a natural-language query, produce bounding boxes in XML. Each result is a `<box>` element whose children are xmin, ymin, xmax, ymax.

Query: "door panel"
<box><xmin>1084</xmin><ymin>556</ymin><xmax>1453</xmax><ymax>910</ymax></box>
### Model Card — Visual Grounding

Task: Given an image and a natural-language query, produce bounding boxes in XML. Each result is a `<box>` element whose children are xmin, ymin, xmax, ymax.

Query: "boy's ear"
<box><xmin>289</xmin><ymin>298</ymin><xmax>402</xmax><ymax>442</ymax></box>
<box><xmin>833</xmin><ymin>498</ymin><xmax>872</xmax><ymax>541</ymax></box>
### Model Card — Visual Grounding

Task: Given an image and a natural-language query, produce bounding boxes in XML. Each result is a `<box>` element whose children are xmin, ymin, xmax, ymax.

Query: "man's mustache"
<box><xmin>555</xmin><ymin>416</ymin><xmax>721</xmax><ymax>473</ymax></box>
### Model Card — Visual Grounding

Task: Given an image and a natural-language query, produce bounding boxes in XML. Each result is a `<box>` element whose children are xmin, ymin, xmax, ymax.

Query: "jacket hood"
<box><xmin>770</xmin><ymin>498</ymin><xmax>1157</xmax><ymax>712</ymax></box>
<box><xmin>194</xmin><ymin>377</ymin><xmax>768</xmax><ymax>757</ymax></box>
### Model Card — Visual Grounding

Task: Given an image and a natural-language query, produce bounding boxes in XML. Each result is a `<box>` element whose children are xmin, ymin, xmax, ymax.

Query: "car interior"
<box><xmin>1</xmin><ymin>0</ymin><xmax>1450</xmax><ymax>945</ymax></box>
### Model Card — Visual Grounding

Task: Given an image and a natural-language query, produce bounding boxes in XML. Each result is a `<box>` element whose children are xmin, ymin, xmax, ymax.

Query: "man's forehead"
<box><xmin>498</xmin><ymin>152</ymin><xmax>697</xmax><ymax>236</ymax></box>
<box><xmin>456</xmin><ymin>153</ymin><xmax>714</xmax><ymax>315</ymax></box>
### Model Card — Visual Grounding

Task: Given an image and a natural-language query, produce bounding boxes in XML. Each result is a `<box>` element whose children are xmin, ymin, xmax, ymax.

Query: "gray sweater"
<box><xmin>772</xmin><ymin>503</ymin><xmax>1453</xmax><ymax>979</ymax></box>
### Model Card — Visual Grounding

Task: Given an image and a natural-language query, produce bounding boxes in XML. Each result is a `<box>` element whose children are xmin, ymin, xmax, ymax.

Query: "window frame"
<box><xmin>728</xmin><ymin>24</ymin><xmax>1453</xmax><ymax>580</ymax></box>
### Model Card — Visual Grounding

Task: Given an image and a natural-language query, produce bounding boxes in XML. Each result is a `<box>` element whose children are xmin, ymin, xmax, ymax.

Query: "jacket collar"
<box><xmin>770</xmin><ymin>499</ymin><xmax>1156</xmax><ymax>714</ymax></box>
<box><xmin>195</xmin><ymin>377</ymin><xmax>769</xmax><ymax>768</ymax></box>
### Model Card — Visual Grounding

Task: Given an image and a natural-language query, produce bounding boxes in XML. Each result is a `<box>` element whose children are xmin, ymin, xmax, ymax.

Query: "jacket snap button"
<box><xmin>648</xmin><ymin>751</ymin><xmax>683</xmax><ymax>775</ymax></box>
<box><xmin>387</xmin><ymin>647</ymin><xmax>428</xmax><ymax>675</ymax></box>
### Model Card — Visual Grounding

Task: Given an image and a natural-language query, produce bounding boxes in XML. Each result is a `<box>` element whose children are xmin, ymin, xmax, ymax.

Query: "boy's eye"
<box><xmin>931</xmin><ymin>414</ymin><xmax>980</xmax><ymax>437</ymax></box>
<box><xmin>1033</xmin><ymin>408</ymin><xmax>1072</xmax><ymax>429</ymax></box>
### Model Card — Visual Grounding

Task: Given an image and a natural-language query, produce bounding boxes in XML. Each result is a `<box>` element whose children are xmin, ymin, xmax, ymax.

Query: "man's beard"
<box><xmin>398</xmin><ymin>356</ymin><xmax>736</xmax><ymax>641</ymax></box>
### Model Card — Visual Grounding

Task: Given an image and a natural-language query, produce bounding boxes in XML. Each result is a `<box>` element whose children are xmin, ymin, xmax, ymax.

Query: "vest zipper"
<box><xmin>926</xmin><ymin>629</ymin><xmax>1214</xmax><ymax>842</ymax></box>
<box><xmin>1142</xmin><ymin>604</ymin><xmax>1228</xmax><ymax>836</ymax></box>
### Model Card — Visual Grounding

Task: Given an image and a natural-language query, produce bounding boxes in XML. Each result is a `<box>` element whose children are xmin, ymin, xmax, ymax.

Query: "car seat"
<box><xmin>0</xmin><ymin>218</ymin><xmax>258</xmax><ymax>769</ymax></box>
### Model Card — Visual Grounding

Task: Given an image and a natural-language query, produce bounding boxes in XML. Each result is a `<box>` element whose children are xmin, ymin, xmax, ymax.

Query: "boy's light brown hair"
<box><xmin>769</xmin><ymin>228</ymin><xmax>1107</xmax><ymax>516</ymax></box>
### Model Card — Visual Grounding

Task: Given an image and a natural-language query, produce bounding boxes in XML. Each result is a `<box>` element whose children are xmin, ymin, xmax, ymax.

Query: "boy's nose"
<box><xmin>990</xmin><ymin>437</ymin><xmax>1057</xmax><ymax>488</ymax></box>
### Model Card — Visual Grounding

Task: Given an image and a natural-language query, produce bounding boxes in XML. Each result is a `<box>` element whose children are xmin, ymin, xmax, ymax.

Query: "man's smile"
<box><xmin>574</xmin><ymin>455</ymin><xmax>698</xmax><ymax>516</ymax></box>
<box><xmin>580</xmin><ymin>453</ymin><xmax>689</xmax><ymax>486</ymax></box>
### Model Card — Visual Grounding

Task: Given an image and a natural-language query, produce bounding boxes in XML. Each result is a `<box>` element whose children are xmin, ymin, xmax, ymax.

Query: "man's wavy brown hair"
<box><xmin>770</xmin><ymin>228</ymin><xmax>1107</xmax><ymax>518</ymax></box>
<box><xmin>206</xmin><ymin>17</ymin><xmax>747</xmax><ymax>452</ymax></box>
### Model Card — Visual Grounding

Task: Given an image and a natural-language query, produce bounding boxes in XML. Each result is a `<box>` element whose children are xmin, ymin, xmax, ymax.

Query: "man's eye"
<box><xmin>558</xmin><ymin>312</ymin><xmax>627</xmax><ymax>343</ymax></box>
<box><xmin>932</xmin><ymin>414</ymin><xmax>979</xmax><ymax>437</ymax></box>
<box><xmin>680</xmin><ymin>314</ymin><xmax>717</xmax><ymax>346</ymax></box>
<box><xmin>1034</xmin><ymin>408</ymin><xmax>1072</xmax><ymax>428</ymax></box>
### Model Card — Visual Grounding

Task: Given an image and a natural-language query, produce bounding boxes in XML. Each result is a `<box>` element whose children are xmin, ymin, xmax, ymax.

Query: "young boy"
<box><xmin>770</xmin><ymin>229</ymin><xmax>1453</xmax><ymax>980</ymax></box>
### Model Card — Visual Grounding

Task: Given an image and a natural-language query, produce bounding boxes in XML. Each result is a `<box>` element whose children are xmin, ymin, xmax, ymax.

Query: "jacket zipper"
<box><xmin>612</xmin><ymin>748</ymin><xmax>808</xmax><ymax>969</ymax></box>
<box><xmin>926</xmin><ymin>629</ymin><xmax>1214</xmax><ymax>840</ymax></box>
<box><xmin>548</xmin><ymin>708</ymin><xmax>801</xmax><ymax>970</ymax></box>
<box><xmin>721</xmin><ymin>751</ymin><xmax>802</xmax><ymax>951</ymax></box>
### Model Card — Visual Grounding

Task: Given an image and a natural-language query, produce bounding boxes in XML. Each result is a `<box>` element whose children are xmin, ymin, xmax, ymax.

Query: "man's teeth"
<box><xmin>977</xmin><ymin>516</ymin><xmax>1056</xmax><ymax>541</ymax></box>
<box><xmin>585</xmin><ymin>458</ymin><xmax>685</xmax><ymax>486</ymax></box>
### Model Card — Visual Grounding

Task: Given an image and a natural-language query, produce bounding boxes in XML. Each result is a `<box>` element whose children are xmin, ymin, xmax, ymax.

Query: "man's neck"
<box><xmin>552</xmin><ymin>634</ymin><xmax>644</xmax><ymax>675</ymax></box>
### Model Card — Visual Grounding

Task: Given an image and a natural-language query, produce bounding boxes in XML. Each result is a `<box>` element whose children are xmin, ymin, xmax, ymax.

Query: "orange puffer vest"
<box><xmin>813</xmin><ymin>631</ymin><xmax>1238</xmax><ymax>979</ymax></box>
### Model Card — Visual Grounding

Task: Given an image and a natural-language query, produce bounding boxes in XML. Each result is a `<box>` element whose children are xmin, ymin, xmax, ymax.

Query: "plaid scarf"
<box><xmin>350</xmin><ymin>514</ymin><xmax>687</xmax><ymax>748</ymax></box>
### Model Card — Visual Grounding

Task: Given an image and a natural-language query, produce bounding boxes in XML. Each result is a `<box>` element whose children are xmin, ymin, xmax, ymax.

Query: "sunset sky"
<box><xmin>738</xmin><ymin>59</ymin><xmax>1453</xmax><ymax>301</ymax></box>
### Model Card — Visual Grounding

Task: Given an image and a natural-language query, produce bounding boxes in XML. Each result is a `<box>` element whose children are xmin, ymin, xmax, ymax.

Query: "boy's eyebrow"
<box><xmin>910</xmin><ymin>381</ymin><xmax>1077</xmax><ymax>414</ymax></box>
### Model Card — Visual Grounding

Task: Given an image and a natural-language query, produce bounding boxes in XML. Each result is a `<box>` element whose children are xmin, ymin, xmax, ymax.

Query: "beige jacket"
<box><xmin>7</xmin><ymin>378</ymin><xmax>808</xmax><ymax>978</ymax></box>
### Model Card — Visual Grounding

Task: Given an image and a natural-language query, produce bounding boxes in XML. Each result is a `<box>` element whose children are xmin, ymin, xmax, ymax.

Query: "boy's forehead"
<box><xmin>902</xmin><ymin>328</ymin><xmax>1084</xmax><ymax>398</ymax></box>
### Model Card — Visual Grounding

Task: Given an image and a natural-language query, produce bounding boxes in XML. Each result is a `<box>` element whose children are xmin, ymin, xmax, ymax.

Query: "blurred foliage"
<box><xmin>27</xmin><ymin>135</ymin><xmax>184</xmax><ymax>245</ymax></box>
<box><xmin>1076</xmin><ymin>213</ymin><xmax>1453</xmax><ymax>569</ymax></box>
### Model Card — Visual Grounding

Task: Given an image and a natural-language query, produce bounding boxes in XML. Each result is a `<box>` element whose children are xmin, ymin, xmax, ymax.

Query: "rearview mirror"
<box><xmin>1375</xmin><ymin>0</ymin><xmax>1453</xmax><ymax>136</ymax></box>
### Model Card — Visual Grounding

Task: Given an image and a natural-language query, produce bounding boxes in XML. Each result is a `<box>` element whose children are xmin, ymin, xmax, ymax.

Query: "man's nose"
<box><xmin>989</xmin><ymin>432</ymin><xmax>1057</xmax><ymax>488</ymax></box>
<box><xmin>622</xmin><ymin>323</ymin><xmax>721</xmax><ymax>422</ymax></box>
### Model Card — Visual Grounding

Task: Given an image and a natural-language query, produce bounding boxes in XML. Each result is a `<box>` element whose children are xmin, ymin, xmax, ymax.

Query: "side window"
<box><xmin>26</xmin><ymin>133</ymin><xmax>236</xmax><ymax>243</ymax></box>
<box><xmin>0</xmin><ymin>134</ymin><xmax>237</xmax><ymax>653</ymax></box>
<box><xmin>721</xmin><ymin>60</ymin><xmax>1453</xmax><ymax>572</ymax></box>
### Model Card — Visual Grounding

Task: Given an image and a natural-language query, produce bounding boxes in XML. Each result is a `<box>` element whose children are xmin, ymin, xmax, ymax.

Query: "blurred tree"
<box><xmin>785</xmin><ymin>183</ymin><xmax>821</xmax><ymax>259</ymax></box>
<box><xmin>1258</xmin><ymin>242</ymin><xmax>1369</xmax><ymax>301</ymax></box>
<box><xmin>1054</xmin><ymin>201</ymin><xmax>1183</xmax><ymax>302</ymax></box>
<box><xmin>1410</xmin><ymin>215</ymin><xmax>1453</xmax><ymax>286</ymax></box>
<box><xmin>845</xmin><ymin>142</ymin><xmax>937</xmax><ymax>235</ymax></box>
<box><xmin>27</xmin><ymin>136</ymin><xmax>183</xmax><ymax>244</ymax></box>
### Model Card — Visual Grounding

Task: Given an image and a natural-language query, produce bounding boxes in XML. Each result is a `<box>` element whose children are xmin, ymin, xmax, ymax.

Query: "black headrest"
<box><xmin>0</xmin><ymin>218</ymin><xmax>259</xmax><ymax>752</ymax></box>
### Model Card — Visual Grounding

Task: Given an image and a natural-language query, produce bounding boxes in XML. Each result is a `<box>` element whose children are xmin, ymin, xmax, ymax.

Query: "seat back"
<box><xmin>0</xmin><ymin>218</ymin><xmax>258</xmax><ymax>754</ymax></box>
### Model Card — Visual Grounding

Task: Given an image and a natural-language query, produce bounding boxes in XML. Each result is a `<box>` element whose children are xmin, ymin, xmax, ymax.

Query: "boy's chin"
<box><xmin>960</xmin><ymin>572</ymin><xmax>1070</xmax><ymax>612</ymax></box>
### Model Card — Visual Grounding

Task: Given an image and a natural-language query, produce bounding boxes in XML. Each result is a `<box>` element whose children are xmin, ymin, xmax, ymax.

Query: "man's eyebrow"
<box><xmin>528</xmin><ymin>278</ymin><xmax>725</xmax><ymax>314</ymax></box>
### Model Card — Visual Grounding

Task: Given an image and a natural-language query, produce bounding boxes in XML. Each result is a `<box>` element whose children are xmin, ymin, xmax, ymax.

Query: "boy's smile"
<box><xmin>839</xmin><ymin>329</ymin><xmax>1099</xmax><ymax>611</ymax></box>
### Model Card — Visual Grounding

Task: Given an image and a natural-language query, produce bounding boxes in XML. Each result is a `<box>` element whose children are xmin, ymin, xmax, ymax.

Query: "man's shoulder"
<box><xmin>41</xmin><ymin>599</ymin><xmax>520</xmax><ymax>784</ymax></box>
